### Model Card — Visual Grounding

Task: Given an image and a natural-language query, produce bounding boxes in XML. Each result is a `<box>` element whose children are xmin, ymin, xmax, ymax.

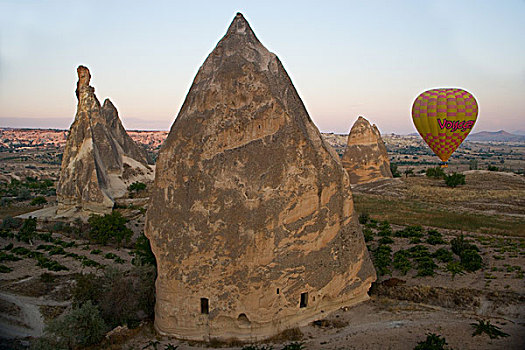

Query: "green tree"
<box><xmin>128</xmin><ymin>181</ymin><xmax>147</xmax><ymax>193</ymax></box>
<box><xmin>133</xmin><ymin>233</ymin><xmax>157</xmax><ymax>266</ymax></box>
<box><xmin>426</xmin><ymin>167</ymin><xmax>445</xmax><ymax>179</ymax></box>
<box><xmin>44</xmin><ymin>301</ymin><xmax>106</xmax><ymax>348</ymax></box>
<box><xmin>444</xmin><ymin>173</ymin><xmax>465</xmax><ymax>188</ymax></box>
<box><xmin>30</xmin><ymin>196</ymin><xmax>47</xmax><ymax>206</ymax></box>
<box><xmin>88</xmin><ymin>212</ymin><xmax>133</xmax><ymax>246</ymax></box>
<box><xmin>390</xmin><ymin>163</ymin><xmax>401</xmax><ymax>178</ymax></box>
<box><xmin>18</xmin><ymin>217</ymin><xmax>37</xmax><ymax>244</ymax></box>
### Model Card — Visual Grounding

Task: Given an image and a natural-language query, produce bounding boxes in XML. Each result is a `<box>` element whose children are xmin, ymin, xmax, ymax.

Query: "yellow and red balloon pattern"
<box><xmin>412</xmin><ymin>88</ymin><xmax>478</xmax><ymax>163</ymax></box>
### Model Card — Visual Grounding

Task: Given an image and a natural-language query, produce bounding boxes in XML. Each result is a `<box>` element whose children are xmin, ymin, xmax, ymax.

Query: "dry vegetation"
<box><xmin>0</xmin><ymin>132</ymin><xmax>524</xmax><ymax>349</ymax></box>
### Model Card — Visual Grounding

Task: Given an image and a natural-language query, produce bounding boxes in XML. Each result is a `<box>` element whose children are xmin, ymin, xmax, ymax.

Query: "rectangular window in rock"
<box><xmin>200</xmin><ymin>298</ymin><xmax>209</xmax><ymax>314</ymax></box>
<box><xmin>300</xmin><ymin>292</ymin><xmax>308</xmax><ymax>308</ymax></box>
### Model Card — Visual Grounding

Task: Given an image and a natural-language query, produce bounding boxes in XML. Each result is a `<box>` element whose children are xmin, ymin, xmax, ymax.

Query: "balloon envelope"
<box><xmin>412</xmin><ymin>88</ymin><xmax>478</xmax><ymax>163</ymax></box>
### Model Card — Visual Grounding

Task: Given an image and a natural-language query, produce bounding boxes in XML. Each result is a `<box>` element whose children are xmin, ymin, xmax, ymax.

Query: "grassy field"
<box><xmin>353</xmin><ymin>194</ymin><xmax>525</xmax><ymax>237</ymax></box>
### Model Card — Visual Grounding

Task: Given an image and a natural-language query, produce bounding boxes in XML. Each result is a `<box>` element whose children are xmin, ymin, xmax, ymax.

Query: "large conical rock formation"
<box><xmin>57</xmin><ymin>66</ymin><xmax>153</xmax><ymax>216</ymax></box>
<box><xmin>145</xmin><ymin>13</ymin><xmax>375</xmax><ymax>341</ymax></box>
<box><xmin>342</xmin><ymin>116</ymin><xmax>393</xmax><ymax>184</ymax></box>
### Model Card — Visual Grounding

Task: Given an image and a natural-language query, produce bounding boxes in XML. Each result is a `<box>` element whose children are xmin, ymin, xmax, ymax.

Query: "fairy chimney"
<box><xmin>145</xmin><ymin>13</ymin><xmax>376</xmax><ymax>341</ymax></box>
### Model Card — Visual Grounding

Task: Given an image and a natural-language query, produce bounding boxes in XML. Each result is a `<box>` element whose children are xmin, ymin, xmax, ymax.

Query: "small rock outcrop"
<box><xmin>342</xmin><ymin>116</ymin><xmax>393</xmax><ymax>184</ymax></box>
<box><xmin>146</xmin><ymin>13</ymin><xmax>376</xmax><ymax>341</ymax></box>
<box><xmin>57</xmin><ymin>66</ymin><xmax>153</xmax><ymax>216</ymax></box>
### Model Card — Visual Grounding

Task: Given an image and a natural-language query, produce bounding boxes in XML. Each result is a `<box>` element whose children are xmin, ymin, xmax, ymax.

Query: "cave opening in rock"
<box><xmin>200</xmin><ymin>298</ymin><xmax>209</xmax><ymax>314</ymax></box>
<box><xmin>300</xmin><ymin>292</ymin><xmax>308</xmax><ymax>308</ymax></box>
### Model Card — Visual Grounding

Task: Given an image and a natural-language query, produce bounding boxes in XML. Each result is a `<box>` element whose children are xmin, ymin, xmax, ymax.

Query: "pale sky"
<box><xmin>0</xmin><ymin>0</ymin><xmax>524</xmax><ymax>134</ymax></box>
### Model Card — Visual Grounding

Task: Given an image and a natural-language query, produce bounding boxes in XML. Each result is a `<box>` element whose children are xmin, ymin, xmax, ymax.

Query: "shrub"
<box><xmin>104</xmin><ymin>252</ymin><xmax>118</xmax><ymax>260</ymax></box>
<box><xmin>30</xmin><ymin>196</ymin><xmax>48</xmax><ymax>206</ymax></box>
<box><xmin>390</xmin><ymin>163</ymin><xmax>401</xmax><ymax>177</ymax></box>
<box><xmin>0</xmin><ymin>251</ymin><xmax>20</xmax><ymax>263</ymax></box>
<box><xmin>281</xmin><ymin>343</ymin><xmax>305</xmax><ymax>350</ymax></box>
<box><xmin>18</xmin><ymin>217</ymin><xmax>37</xmax><ymax>243</ymax></box>
<box><xmin>36</xmin><ymin>256</ymin><xmax>68</xmax><ymax>272</ymax></box>
<box><xmin>242</xmin><ymin>345</ymin><xmax>274</xmax><ymax>350</ymax></box>
<box><xmin>446</xmin><ymin>261</ymin><xmax>465</xmax><ymax>278</ymax></box>
<box><xmin>433</xmin><ymin>248</ymin><xmax>453</xmax><ymax>263</ymax></box>
<box><xmin>17</xmin><ymin>188</ymin><xmax>32</xmax><ymax>201</ymax></box>
<box><xmin>72</xmin><ymin>273</ymin><xmax>103</xmax><ymax>308</ymax></box>
<box><xmin>460</xmin><ymin>249</ymin><xmax>483</xmax><ymax>272</ymax></box>
<box><xmin>487</xmin><ymin>165</ymin><xmax>499</xmax><ymax>172</ymax></box>
<box><xmin>12</xmin><ymin>246</ymin><xmax>31</xmax><ymax>256</ymax></box>
<box><xmin>81</xmin><ymin>258</ymin><xmax>102</xmax><ymax>269</ymax></box>
<box><xmin>362</xmin><ymin>227</ymin><xmax>374</xmax><ymax>243</ymax></box>
<box><xmin>128</xmin><ymin>181</ymin><xmax>146</xmax><ymax>193</ymax></box>
<box><xmin>358</xmin><ymin>213</ymin><xmax>369</xmax><ymax>225</ymax></box>
<box><xmin>0</xmin><ymin>264</ymin><xmax>12</xmax><ymax>273</ymax></box>
<box><xmin>450</xmin><ymin>235</ymin><xmax>478</xmax><ymax>256</ymax></box>
<box><xmin>73</xmin><ymin>266</ymin><xmax>156</xmax><ymax>329</ymax></box>
<box><xmin>1</xmin><ymin>216</ymin><xmax>23</xmax><ymax>230</ymax></box>
<box><xmin>471</xmin><ymin>320</ymin><xmax>509</xmax><ymax>339</ymax></box>
<box><xmin>366</xmin><ymin>218</ymin><xmax>378</xmax><ymax>229</ymax></box>
<box><xmin>44</xmin><ymin>301</ymin><xmax>106</xmax><ymax>348</ymax></box>
<box><xmin>414</xmin><ymin>333</ymin><xmax>451</xmax><ymax>350</ymax></box>
<box><xmin>444</xmin><ymin>173</ymin><xmax>465</xmax><ymax>188</ymax></box>
<box><xmin>426</xmin><ymin>167</ymin><xmax>445</xmax><ymax>179</ymax></box>
<box><xmin>450</xmin><ymin>235</ymin><xmax>482</xmax><ymax>271</ymax></box>
<box><xmin>38</xmin><ymin>232</ymin><xmax>53</xmax><ymax>242</ymax></box>
<box><xmin>395</xmin><ymin>225</ymin><xmax>424</xmax><ymax>238</ymax></box>
<box><xmin>48</xmin><ymin>246</ymin><xmax>66</xmax><ymax>255</ymax></box>
<box><xmin>3</xmin><ymin>243</ymin><xmax>13</xmax><ymax>250</ymax></box>
<box><xmin>410</xmin><ymin>237</ymin><xmax>422</xmax><ymax>244</ymax></box>
<box><xmin>426</xmin><ymin>230</ymin><xmax>445</xmax><ymax>245</ymax></box>
<box><xmin>132</xmin><ymin>233</ymin><xmax>156</xmax><ymax>266</ymax></box>
<box><xmin>88</xmin><ymin>212</ymin><xmax>133</xmax><ymax>246</ymax></box>
<box><xmin>407</xmin><ymin>245</ymin><xmax>431</xmax><ymax>259</ymax></box>
<box><xmin>373</xmin><ymin>245</ymin><xmax>392</xmax><ymax>276</ymax></box>
<box><xmin>379</xmin><ymin>236</ymin><xmax>394</xmax><ymax>245</ymax></box>
<box><xmin>378</xmin><ymin>221</ymin><xmax>392</xmax><ymax>236</ymax></box>
<box><xmin>416</xmin><ymin>256</ymin><xmax>437</xmax><ymax>277</ymax></box>
<box><xmin>393</xmin><ymin>250</ymin><xmax>412</xmax><ymax>275</ymax></box>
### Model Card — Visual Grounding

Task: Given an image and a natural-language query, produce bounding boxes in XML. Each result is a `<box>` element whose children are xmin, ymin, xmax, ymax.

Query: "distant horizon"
<box><xmin>1</xmin><ymin>1</ymin><xmax>524</xmax><ymax>134</ymax></box>
<box><xmin>1</xmin><ymin>120</ymin><xmax>523</xmax><ymax>137</ymax></box>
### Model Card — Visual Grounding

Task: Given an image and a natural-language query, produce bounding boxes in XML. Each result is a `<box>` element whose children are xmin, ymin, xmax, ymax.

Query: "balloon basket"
<box><xmin>440</xmin><ymin>162</ymin><xmax>448</xmax><ymax>168</ymax></box>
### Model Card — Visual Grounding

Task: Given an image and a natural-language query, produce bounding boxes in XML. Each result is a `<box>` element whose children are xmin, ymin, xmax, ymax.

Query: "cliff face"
<box><xmin>342</xmin><ymin>116</ymin><xmax>393</xmax><ymax>184</ymax></box>
<box><xmin>57</xmin><ymin>66</ymin><xmax>153</xmax><ymax>216</ymax></box>
<box><xmin>145</xmin><ymin>13</ymin><xmax>375</xmax><ymax>341</ymax></box>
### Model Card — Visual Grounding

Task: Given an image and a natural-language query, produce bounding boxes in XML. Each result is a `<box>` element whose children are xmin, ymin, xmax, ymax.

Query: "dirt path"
<box><xmin>0</xmin><ymin>291</ymin><xmax>69</xmax><ymax>339</ymax></box>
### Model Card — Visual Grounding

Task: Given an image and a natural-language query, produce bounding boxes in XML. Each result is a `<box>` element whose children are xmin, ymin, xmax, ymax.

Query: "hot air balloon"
<box><xmin>412</xmin><ymin>88</ymin><xmax>478</xmax><ymax>167</ymax></box>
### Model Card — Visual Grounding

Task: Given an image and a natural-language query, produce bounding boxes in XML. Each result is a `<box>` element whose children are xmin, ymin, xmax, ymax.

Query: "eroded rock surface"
<box><xmin>57</xmin><ymin>66</ymin><xmax>153</xmax><ymax>216</ymax></box>
<box><xmin>342</xmin><ymin>116</ymin><xmax>393</xmax><ymax>184</ymax></box>
<box><xmin>146</xmin><ymin>13</ymin><xmax>375</xmax><ymax>341</ymax></box>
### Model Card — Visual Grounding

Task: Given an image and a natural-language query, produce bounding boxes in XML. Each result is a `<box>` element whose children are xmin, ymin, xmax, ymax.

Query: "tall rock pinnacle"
<box><xmin>342</xmin><ymin>116</ymin><xmax>393</xmax><ymax>184</ymax></box>
<box><xmin>57</xmin><ymin>66</ymin><xmax>153</xmax><ymax>217</ymax></box>
<box><xmin>146</xmin><ymin>13</ymin><xmax>376</xmax><ymax>341</ymax></box>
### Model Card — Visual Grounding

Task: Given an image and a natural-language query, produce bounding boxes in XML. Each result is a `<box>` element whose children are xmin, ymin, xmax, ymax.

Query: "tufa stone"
<box><xmin>342</xmin><ymin>116</ymin><xmax>393</xmax><ymax>184</ymax></box>
<box><xmin>57</xmin><ymin>66</ymin><xmax>153</xmax><ymax>217</ymax></box>
<box><xmin>145</xmin><ymin>13</ymin><xmax>376</xmax><ymax>341</ymax></box>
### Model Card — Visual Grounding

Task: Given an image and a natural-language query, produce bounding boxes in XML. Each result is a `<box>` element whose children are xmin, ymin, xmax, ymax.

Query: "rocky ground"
<box><xmin>0</xmin><ymin>134</ymin><xmax>524</xmax><ymax>349</ymax></box>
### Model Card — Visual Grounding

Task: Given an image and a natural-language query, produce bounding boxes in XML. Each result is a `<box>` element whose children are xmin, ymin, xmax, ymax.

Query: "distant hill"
<box><xmin>467</xmin><ymin>130</ymin><xmax>525</xmax><ymax>142</ymax></box>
